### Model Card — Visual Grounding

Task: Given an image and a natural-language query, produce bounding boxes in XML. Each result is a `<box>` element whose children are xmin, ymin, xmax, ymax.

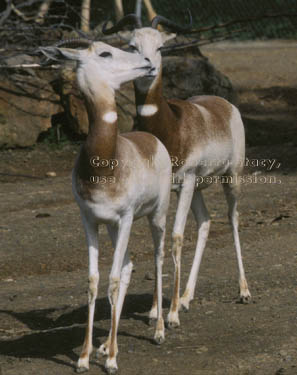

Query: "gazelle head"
<box><xmin>102</xmin><ymin>13</ymin><xmax>192</xmax><ymax>91</ymax></box>
<box><xmin>129</xmin><ymin>28</ymin><xmax>175</xmax><ymax>81</ymax></box>
<box><xmin>40</xmin><ymin>40</ymin><xmax>152</xmax><ymax>96</ymax></box>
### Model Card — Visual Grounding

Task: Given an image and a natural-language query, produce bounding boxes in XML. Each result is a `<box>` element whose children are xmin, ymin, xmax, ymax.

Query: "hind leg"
<box><xmin>76</xmin><ymin>215</ymin><xmax>99</xmax><ymax>373</ymax></box>
<box><xmin>180</xmin><ymin>190</ymin><xmax>211</xmax><ymax>311</ymax></box>
<box><xmin>223</xmin><ymin>182</ymin><xmax>251</xmax><ymax>303</ymax></box>
<box><xmin>148</xmin><ymin>211</ymin><xmax>166</xmax><ymax>344</ymax></box>
<box><xmin>167</xmin><ymin>173</ymin><xmax>196</xmax><ymax>328</ymax></box>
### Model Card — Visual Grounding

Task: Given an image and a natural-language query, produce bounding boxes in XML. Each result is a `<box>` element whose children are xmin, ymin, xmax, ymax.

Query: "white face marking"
<box><xmin>70</xmin><ymin>41</ymin><xmax>150</xmax><ymax>96</ymax></box>
<box><xmin>103</xmin><ymin>111</ymin><xmax>118</xmax><ymax>123</ymax></box>
<box><xmin>137</xmin><ymin>104</ymin><xmax>158</xmax><ymax>117</ymax></box>
<box><xmin>130</xmin><ymin>28</ymin><xmax>176</xmax><ymax>77</ymax></box>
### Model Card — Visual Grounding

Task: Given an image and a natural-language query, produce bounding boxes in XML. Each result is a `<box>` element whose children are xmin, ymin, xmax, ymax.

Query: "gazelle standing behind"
<box><xmin>103</xmin><ymin>14</ymin><xmax>251</xmax><ymax>329</ymax></box>
<box><xmin>41</xmin><ymin>39</ymin><xmax>171</xmax><ymax>373</ymax></box>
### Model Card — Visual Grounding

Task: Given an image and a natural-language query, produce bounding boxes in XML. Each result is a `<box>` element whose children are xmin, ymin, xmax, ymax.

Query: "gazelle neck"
<box><xmin>134</xmin><ymin>69</ymin><xmax>163</xmax><ymax>107</ymax></box>
<box><xmin>134</xmin><ymin>68</ymin><xmax>174</xmax><ymax>133</ymax></box>
<box><xmin>82</xmin><ymin>81</ymin><xmax>118</xmax><ymax>177</ymax></box>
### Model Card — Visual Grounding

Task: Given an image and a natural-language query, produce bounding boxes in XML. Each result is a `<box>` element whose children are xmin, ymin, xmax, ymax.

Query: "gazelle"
<box><xmin>103</xmin><ymin>14</ymin><xmax>251</xmax><ymax>329</ymax></box>
<box><xmin>41</xmin><ymin>39</ymin><xmax>171</xmax><ymax>373</ymax></box>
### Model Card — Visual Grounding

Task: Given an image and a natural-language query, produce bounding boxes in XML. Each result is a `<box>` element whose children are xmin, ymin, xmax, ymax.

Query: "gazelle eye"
<box><xmin>99</xmin><ymin>51</ymin><xmax>112</xmax><ymax>58</ymax></box>
<box><xmin>129</xmin><ymin>45</ymin><xmax>138</xmax><ymax>53</ymax></box>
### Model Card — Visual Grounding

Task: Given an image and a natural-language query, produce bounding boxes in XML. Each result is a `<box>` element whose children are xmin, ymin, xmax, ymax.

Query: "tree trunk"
<box><xmin>81</xmin><ymin>0</ymin><xmax>91</xmax><ymax>32</ymax></box>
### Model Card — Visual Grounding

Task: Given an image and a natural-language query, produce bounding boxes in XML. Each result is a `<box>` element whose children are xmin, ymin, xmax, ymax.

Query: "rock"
<box><xmin>144</xmin><ymin>271</ymin><xmax>154</xmax><ymax>281</ymax></box>
<box><xmin>162</xmin><ymin>55</ymin><xmax>236</xmax><ymax>104</ymax></box>
<box><xmin>196</xmin><ymin>345</ymin><xmax>209</xmax><ymax>354</ymax></box>
<box><xmin>0</xmin><ymin>72</ymin><xmax>61</xmax><ymax>148</ymax></box>
<box><xmin>46</xmin><ymin>171</ymin><xmax>57</xmax><ymax>177</ymax></box>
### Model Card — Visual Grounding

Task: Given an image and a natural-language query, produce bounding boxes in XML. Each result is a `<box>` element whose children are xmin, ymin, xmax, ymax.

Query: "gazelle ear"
<box><xmin>40</xmin><ymin>47</ymin><xmax>83</xmax><ymax>61</ymax></box>
<box><xmin>161</xmin><ymin>32</ymin><xmax>176</xmax><ymax>44</ymax></box>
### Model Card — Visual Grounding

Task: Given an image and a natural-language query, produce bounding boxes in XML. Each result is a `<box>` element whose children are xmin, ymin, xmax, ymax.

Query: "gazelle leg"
<box><xmin>98</xmin><ymin>224</ymin><xmax>133</xmax><ymax>357</ymax></box>
<box><xmin>105</xmin><ymin>215</ymin><xmax>133</xmax><ymax>374</ymax></box>
<box><xmin>77</xmin><ymin>215</ymin><xmax>99</xmax><ymax>373</ymax></box>
<box><xmin>223</xmin><ymin>183</ymin><xmax>251</xmax><ymax>303</ymax></box>
<box><xmin>97</xmin><ymin>224</ymin><xmax>117</xmax><ymax>357</ymax></box>
<box><xmin>167</xmin><ymin>174</ymin><xmax>195</xmax><ymax>328</ymax></box>
<box><xmin>148</xmin><ymin>212</ymin><xmax>166</xmax><ymax>344</ymax></box>
<box><xmin>180</xmin><ymin>190</ymin><xmax>210</xmax><ymax>311</ymax></box>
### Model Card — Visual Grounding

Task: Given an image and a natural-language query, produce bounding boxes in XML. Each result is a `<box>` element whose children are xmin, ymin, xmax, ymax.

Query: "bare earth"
<box><xmin>0</xmin><ymin>41</ymin><xmax>297</xmax><ymax>375</ymax></box>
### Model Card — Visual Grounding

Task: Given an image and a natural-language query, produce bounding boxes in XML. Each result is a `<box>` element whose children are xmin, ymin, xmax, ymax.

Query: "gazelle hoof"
<box><xmin>105</xmin><ymin>358</ymin><xmax>118</xmax><ymax>374</ymax></box>
<box><xmin>76</xmin><ymin>356</ymin><xmax>89</xmax><ymax>373</ymax></box>
<box><xmin>179</xmin><ymin>298</ymin><xmax>191</xmax><ymax>312</ymax></box>
<box><xmin>167</xmin><ymin>311</ymin><xmax>180</xmax><ymax>329</ymax></box>
<box><xmin>239</xmin><ymin>286</ymin><xmax>252</xmax><ymax>304</ymax></box>
<box><xmin>154</xmin><ymin>334</ymin><xmax>165</xmax><ymax>345</ymax></box>
<box><xmin>107</xmin><ymin>367</ymin><xmax>118</xmax><ymax>375</ymax></box>
<box><xmin>76</xmin><ymin>366</ymin><xmax>89</xmax><ymax>373</ymax></box>
<box><xmin>239</xmin><ymin>293</ymin><xmax>252</xmax><ymax>304</ymax></box>
<box><xmin>167</xmin><ymin>320</ymin><xmax>180</xmax><ymax>329</ymax></box>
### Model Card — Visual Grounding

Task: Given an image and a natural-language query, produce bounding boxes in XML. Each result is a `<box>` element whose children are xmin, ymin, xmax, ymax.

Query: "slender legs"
<box><xmin>77</xmin><ymin>204</ymin><xmax>167</xmax><ymax>373</ymax></box>
<box><xmin>103</xmin><ymin>215</ymin><xmax>133</xmax><ymax>374</ymax></box>
<box><xmin>223</xmin><ymin>183</ymin><xmax>251</xmax><ymax>303</ymax></box>
<box><xmin>168</xmin><ymin>178</ymin><xmax>251</xmax><ymax>328</ymax></box>
<box><xmin>77</xmin><ymin>215</ymin><xmax>99</xmax><ymax>373</ymax></box>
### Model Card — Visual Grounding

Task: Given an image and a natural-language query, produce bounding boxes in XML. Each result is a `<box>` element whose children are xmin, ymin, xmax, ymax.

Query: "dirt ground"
<box><xmin>0</xmin><ymin>41</ymin><xmax>297</xmax><ymax>375</ymax></box>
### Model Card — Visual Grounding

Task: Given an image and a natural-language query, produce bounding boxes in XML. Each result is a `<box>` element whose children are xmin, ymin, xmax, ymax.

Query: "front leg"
<box><xmin>105</xmin><ymin>215</ymin><xmax>133</xmax><ymax>374</ymax></box>
<box><xmin>97</xmin><ymin>251</ymin><xmax>133</xmax><ymax>358</ymax></box>
<box><xmin>77</xmin><ymin>216</ymin><xmax>99</xmax><ymax>373</ymax></box>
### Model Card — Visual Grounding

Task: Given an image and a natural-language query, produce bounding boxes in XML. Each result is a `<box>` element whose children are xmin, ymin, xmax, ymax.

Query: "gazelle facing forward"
<box><xmin>103</xmin><ymin>15</ymin><xmax>251</xmax><ymax>329</ymax></box>
<box><xmin>41</xmin><ymin>40</ymin><xmax>171</xmax><ymax>373</ymax></box>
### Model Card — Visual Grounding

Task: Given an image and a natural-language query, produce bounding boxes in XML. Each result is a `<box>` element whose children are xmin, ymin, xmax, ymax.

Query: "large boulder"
<box><xmin>0</xmin><ymin>68</ymin><xmax>61</xmax><ymax>148</ymax></box>
<box><xmin>162</xmin><ymin>55</ymin><xmax>236</xmax><ymax>103</ymax></box>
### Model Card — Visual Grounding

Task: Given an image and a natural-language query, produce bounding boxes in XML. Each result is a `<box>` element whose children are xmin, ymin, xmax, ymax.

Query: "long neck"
<box><xmin>134</xmin><ymin>68</ymin><xmax>174</xmax><ymax>134</ymax></box>
<box><xmin>80</xmin><ymin>83</ymin><xmax>118</xmax><ymax>178</ymax></box>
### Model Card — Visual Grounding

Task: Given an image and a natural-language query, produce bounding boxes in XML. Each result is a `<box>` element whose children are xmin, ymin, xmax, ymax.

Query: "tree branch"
<box><xmin>188</xmin><ymin>12</ymin><xmax>297</xmax><ymax>34</ymax></box>
<box><xmin>0</xmin><ymin>0</ymin><xmax>12</xmax><ymax>27</ymax></box>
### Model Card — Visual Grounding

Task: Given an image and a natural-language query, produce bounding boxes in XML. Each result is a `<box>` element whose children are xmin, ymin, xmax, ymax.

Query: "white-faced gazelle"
<box><xmin>103</xmin><ymin>14</ymin><xmax>251</xmax><ymax>329</ymax></box>
<box><xmin>41</xmin><ymin>39</ymin><xmax>171</xmax><ymax>374</ymax></box>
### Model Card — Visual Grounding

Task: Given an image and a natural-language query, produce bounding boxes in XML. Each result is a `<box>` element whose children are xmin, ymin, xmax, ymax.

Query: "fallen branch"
<box><xmin>0</xmin><ymin>63</ymin><xmax>60</xmax><ymax>69</ymax></box>
<box><xmin>11</xmin><ymin>3</ymin><xmax>33</xmax><ymax>22</ymax></box>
